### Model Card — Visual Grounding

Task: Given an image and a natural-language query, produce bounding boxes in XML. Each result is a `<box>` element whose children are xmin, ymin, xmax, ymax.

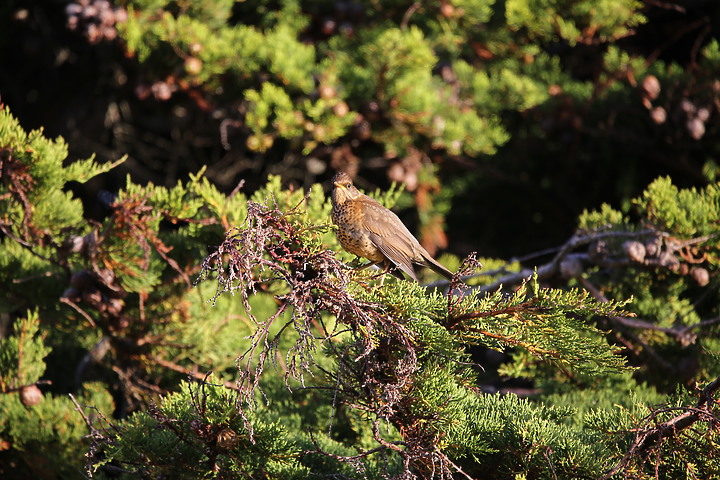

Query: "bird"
<box><xmin>330</xmin><ymin>171</ymin><xmax>454</xmax><ymax>282</ymax></box>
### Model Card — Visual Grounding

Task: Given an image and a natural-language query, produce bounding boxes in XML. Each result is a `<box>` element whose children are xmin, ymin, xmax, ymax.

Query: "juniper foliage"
<box><xmin>0</xmin><ymin>104</ymin><xmax>718</xmax><ymax>477</ymax></box>
<box><xmin>2</xmin><ymin>0</ymin><xmax>720</xmax><ymax>477</ymax></box>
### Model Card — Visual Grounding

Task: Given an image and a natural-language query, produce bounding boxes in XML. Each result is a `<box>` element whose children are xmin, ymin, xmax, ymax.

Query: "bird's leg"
<box><xmin>355</xmin><ymin>260</ymin><xmax>382</xmax><ymax>271</ymax></box>
<box><xmin>347</xmin><ymin>258</ymin><xmax>387</xmax><ymax>282</ymax></box>
<box><xmin>368</xmin><ymin>263</ymin><xmax>389</xmax><ymax>286</ymax></box>
<box><xmin>360</xmin><ymin>260</ymin><xmax>390</xmax><ymax>285</ymax></box>
<box><xmin>373</xmin><ymin>262</ymin><xmax>401</xmax><ymax>286</ymax></box>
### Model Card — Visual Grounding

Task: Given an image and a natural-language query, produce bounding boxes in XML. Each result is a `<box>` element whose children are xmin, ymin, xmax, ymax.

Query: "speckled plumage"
<box><xmin>330</xmin><ymin>172</ymin><xmax>453</xmax><ymax>282</ymax></box>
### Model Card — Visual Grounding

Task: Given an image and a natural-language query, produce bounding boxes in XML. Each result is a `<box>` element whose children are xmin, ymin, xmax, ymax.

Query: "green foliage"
<box><xmin>333</xmin><ymin>25</ymin><xmax>509</xmax><ymax>156</ymax></box>
<box><xmin>2</xmin><ymin>0</ymin><xmax>720</xmax><ymax>476</ymax></box>
<box><xmin>0</xmin><ymin>105</ymin><xmax>89</xmax><ymax>237</ymax></box>
<box><xmin>576</xmin><ymin>177</ymin><xmax>719</xmax><ymax>391</ymax></box>
<box><xmin>95</xmin><ymin>378</ymin><xmax>306</xmax><ymax>479</ymax></box>
<box><xmin>580</xmin><ymin>176</ymin><xmax>720</xmax><ymax>240</ymax></box>
<box><xmin>0</xmin><ymin>383</ymin><xmax>114</xmax><ymax>479</ymax></box>
<box><xmin>444</xmin><ymin>276</ymin><xmax>631</xmax><ymax>377</ymax></box>
<box><xmin>103</xmin><ymin>0</ymin><xmax>706</xmax><ymax>261</ymax></box>
<box><xmin>0</xmin><ymin>311</ymin><xmax>50</xmax><ymax>391</ymax></box>
<box><xmin>190</xmin><ymin>177</ymin><xmax>713</xmax><ymax>478</ymax></box>
<box><xmin>637</xmin><ymin>176</ymin><xmax>720</xmax><ymax>238</ymax></box>
<box><xmin>117</xmin><ymin>0</ymin><xmax>517</xmax><ymax>162</ymax></box>
<box><xmin>0</xmin><ymin>106</ymin><xmax>294</xmax><ymax>477</ymax></box>
<box><xmin>506</xmin><ymin>0</ymin><xmax>645</xmax><ymax>45</ymax></box>
<box><xmin>2</xmin><ymin>106</ymin><xmax>717</xmax><ymax>476</ymax></box>
<box><xmin>0</xmin><ymin>310</ymin><xmax>114</xmax><ymax>478</ymax></box>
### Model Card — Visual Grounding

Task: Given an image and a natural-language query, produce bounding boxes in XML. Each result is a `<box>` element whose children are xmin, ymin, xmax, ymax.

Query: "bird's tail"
<box><xmin>424</xmin><ymin>255</ymin><xmax>454</xmax><ymax>280</ymax></box>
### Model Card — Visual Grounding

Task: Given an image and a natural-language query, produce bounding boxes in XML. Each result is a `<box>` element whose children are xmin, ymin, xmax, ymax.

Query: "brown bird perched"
<box><xmin>331</xmin><ymin>171</ymin><xmax>454</xmax><ymax>282</ymax></box>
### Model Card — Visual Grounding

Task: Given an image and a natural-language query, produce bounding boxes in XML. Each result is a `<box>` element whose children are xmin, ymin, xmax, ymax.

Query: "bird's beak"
<box><xmin>333</xmin><ymin>182</ymin><xmax>344</xmax><ymax>189</ymax></box>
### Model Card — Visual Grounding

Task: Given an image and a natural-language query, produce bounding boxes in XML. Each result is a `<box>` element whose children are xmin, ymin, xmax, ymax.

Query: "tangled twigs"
<box><xmin>600</xmin><ymin>376</ymin><xmax>720</xmax><ymax>479</ymax></box>
<box><xmin>69</xmin><ymin>392</ymin><xmax>126</xmax><ymax>476</ymax></box>
<box><xmin>635</xmin><ymin>376</ymin><xmax>720</xmax><ymax>452</ymax></box>
<box><xmin>197</xmin><ymin>199</ymin><xmax>410</xmax><ymax>403</ymax></box>
<box><xmin>197</xmin><ymin>198</ymin><xmax>474</xmax><ymax>477</ymax></box>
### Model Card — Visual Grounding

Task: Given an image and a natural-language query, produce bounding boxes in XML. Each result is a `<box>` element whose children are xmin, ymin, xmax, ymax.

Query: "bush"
<box><xmin>1</xmin><ymin>1</ymin><xmax>719</xmax><ymax>478</ymax></box>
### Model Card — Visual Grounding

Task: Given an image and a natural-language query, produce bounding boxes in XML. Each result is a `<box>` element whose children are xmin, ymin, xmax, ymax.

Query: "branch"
<box><xmin>635</xmin><ymin>377</ymin><xmax>720</xmax><ymax>451</ymax></box>
<box><xmin>1</xmin><ymin>379</ymin><xmax>52</xmax><ymax>395</ymax></box>
<box><xmin>641</xmin><ymin>0</ymin><xmax>685</xmax><ymax>12</ymax></box>
<box><xmin>151</xmin><ymin>356</ymin><xmax>241</xmax><ymax>392</ymax></box>
<box><xmin>474</xmin><ymin>229</ymin><xmax>662</xmax><ymax>293</ymax></box>
<box><xmin>60</xmin><ymin>297</ymin><xmax>98</xmax><ymax>328</ymax></box>
<box><xmin>600</xmin><ymin>376</ymin><xmax>720</xmax><ymax>479</ymax></box>
<box><xmin>580</xmin><ymin>276</ymin><xmax>720</xmax><ymax>347</ymax></box>
<box><xmin>304</xmin><ymin>429</ymin><xmax>394</xmax><ymax>472</ymax></box>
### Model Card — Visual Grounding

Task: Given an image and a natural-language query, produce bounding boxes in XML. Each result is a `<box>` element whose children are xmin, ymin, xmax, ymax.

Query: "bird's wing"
<box><xmin>356</xmin><ymin>197</ymin><xmax>419</xmax><ymax>281</ymax></box>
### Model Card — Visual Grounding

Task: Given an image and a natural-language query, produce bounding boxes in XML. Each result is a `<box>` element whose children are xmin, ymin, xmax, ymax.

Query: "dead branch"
<box><xmin>600</xmin><ymin>376</ymin><xmax>720</xmax><ymax>479</ymax></box>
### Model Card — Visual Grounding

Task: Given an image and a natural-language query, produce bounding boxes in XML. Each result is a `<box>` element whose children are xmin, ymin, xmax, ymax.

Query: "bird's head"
<box><xmin>331</xmin><ymin>172</ymin><xmax>361</xmax><ymax>205</ymax></box>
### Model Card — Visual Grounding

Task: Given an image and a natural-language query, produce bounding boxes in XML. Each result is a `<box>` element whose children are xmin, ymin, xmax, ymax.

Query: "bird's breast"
<box><xmin>332</xmin><ymin>202</ymin><xmax>385</xmax><ymax>262</ymax></box>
